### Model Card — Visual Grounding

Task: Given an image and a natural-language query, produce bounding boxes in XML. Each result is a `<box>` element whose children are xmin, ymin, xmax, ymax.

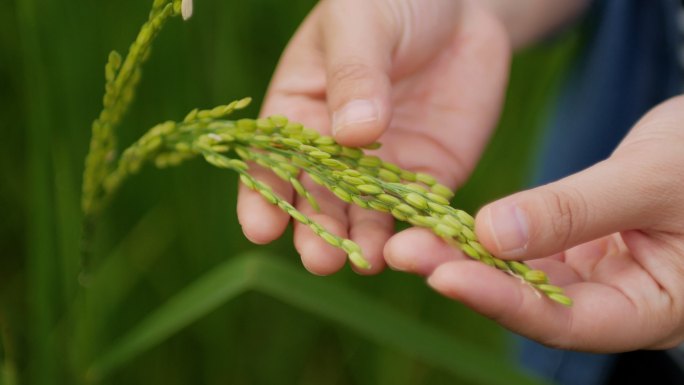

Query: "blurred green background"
<box><xmin>1</xmin><ymin>0</ymin><xmax>580</xmax><ymax>384</ymax></box>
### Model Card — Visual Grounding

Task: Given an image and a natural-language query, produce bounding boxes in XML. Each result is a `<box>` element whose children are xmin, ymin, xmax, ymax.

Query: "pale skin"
<box><xmin>237</xmin><ymin>0</ymin><xmax>684</xmax><ymax>352</ymax></box>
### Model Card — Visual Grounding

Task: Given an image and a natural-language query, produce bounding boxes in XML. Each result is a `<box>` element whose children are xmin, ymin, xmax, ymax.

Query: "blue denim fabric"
<box><xmin>520</xmin><ymin>0</ymin><xmax>683</xmax><ymax>384</ymax></box>
<box><xmin>519</xmin><ymin>339</ymin><xmax>615</xmax><ymax>385</ymax></box>
<box><xmin>534</xmin><ymin>0</ymin><xmax>682</xmax><ymax>185</ymax></box>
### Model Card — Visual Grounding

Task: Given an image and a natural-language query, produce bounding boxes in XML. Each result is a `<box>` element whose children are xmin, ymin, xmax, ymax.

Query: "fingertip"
<box><xmin>384</xmin><ymin>227</ymin><xmax>462</xmax><ymax>275</ymax></box>
<box><xmin>427</xmin><ymin>260</ymin><xmax>524</xmax><ymax>318</ymax></box>
<box><xmin>475</xmin><ymin>199</ymin><xmax>529</xmax><ymax>260</ymax></box>
<box><xmin>237</xmin><ymin>184</ymin><xmax>290</xmax><ymax>244</ymax></box>
<box><xmin>332</xmin><ymin>98</ymin><xmax>389</xmax><ymax>147</ymax></box>
<box><xmin>348</xmin><ymin>206</ymin><xmax>392</xmax><ymax>275</ymax></box>
<box><xmin>295</xmin><ymin>214</ymin><xmax>348</xmax><ymax>276</ymax></box>
<box><xmin>326</xmin><ymin>57</ymin><xmax>392</xmax><ymax>147</ymax></box>
<box><xmin>352</xmin><ymin>257</ymin><xmax>385</xmax><ymax>275</ymax></box>
<box><xmin>426</xmin><ymin>262</ymin><xmax>457</xmax><ymax>294</ymax></box>
<box><xmin>350</xmin><ymin>235</ymin><xmax>386</xmax><ymax>275</ymax></box>
<box><xmin>333</xmin><ymin>121</ymin><xmax>386</xmax><ymax>147</ymax></box>
<box><xmin>474</xmin><ymin>204</ymin><xmax>497</xmax><ymax>253</ymax></box>
<box><xmin>384</xmin><ymin>229</ymin><xmax>422</xmax><ymax>273</ymax></box>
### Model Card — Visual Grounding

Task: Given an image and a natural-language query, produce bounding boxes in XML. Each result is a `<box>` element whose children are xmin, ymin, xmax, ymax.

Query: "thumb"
<box><xmin>322</xmin><ymin>0</ymin><xmax>395</xmax><ymax>147</ymax></box>
<box><xmin>475</xmin><ymin>156</ymin><xmax>661</xmax><ymax>259</ymax></box>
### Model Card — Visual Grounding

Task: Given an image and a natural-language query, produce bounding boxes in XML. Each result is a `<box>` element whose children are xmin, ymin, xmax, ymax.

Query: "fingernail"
<box><xmin>487</xmin><ymin>202</ymin><xmax>529</xmax><ymax>257</ymax></box>
<box><xmin>332</xmin><ymin>99</ymin><xmax>378</xmax><ymax>135</ymax></box>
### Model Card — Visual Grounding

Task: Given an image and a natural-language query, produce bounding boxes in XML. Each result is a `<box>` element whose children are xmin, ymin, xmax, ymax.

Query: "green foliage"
<box><xmin>89</xmin><ymin>253</ymin><xmax>545</xmax><ymax>385</ymax></box>
<box><xmin>1</xmin><ymin>0</ymin><xmax>582</xmax><ymax>383</ymax></box>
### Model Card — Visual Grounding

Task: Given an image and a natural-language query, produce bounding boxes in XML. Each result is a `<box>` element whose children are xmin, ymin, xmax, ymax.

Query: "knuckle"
<box><xmin>539</xmin><ymin>186</ymin><xmax>588</xmax><ymax>249</ymax></box>
<box><xmin>328</xmin><ymin>60</ymin><xmax>375</xmax><ymax>88</ymax></box>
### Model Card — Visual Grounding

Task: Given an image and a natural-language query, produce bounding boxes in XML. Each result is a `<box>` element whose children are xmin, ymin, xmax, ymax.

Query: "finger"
<box><xmin>237</xmin><ymin>163</ymin><xmax>293</xmax><ymax>244</ymax></box>
<box><xmin>385</xmin><ymin>223</ymin><xmax>583</xmax><ymax>285</ymax></box>
<box><xmin>348</xmin><ymin>205</ymin><xmax>394</xmax><ymax>275</ymax></box>
<box><xmin>384</xmin><ymin>227</ymin><xmax>467</xmax><ymax>276</ymax></box>
<box><xmin>293</xmin><ymin>175</ymin><xmax>349</xmax><ymax>275</ymax></box>
<box><xmin>476</xmin><ymin>97</ymin><xmax>684</xmax><ymax>260</ymax></box>
<box><xmin>261</xmin><ymin>4</ymin><xmax>328</xmax><ymax>129</ymax></box>
<box><xmin>321</xmin><ymin>0</ymin><xmax>396</xmax><ymax>146</ymax></box>
<box><xmin>237</xmin><ymin>8</ymin><xmax>326</xmax><ymax>245</ymax></box>
<box><xmin>426</xmin><ymin>261</ymin><xmax>661</xmax><ymax>352</ymax></box>
<box><xmin>475</xmin><ymin>158</ymin><xmax>666</xmax><ymax>260</ymax></box>
<box><xmin>385</xmin><ymin>226</ymin><xmax>673</xmax><ymax>350</ymax></box>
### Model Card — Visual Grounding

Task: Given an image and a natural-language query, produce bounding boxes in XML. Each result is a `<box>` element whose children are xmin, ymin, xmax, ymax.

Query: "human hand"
<box><xmin>385</xmin><ymin>96</ymin><xmax>684</xmax><ymax>352</ymax></box>
<box><xmin>237</xmin><ymin>0</ymin><xmax>510</xmax><ymax>274</ymax></box>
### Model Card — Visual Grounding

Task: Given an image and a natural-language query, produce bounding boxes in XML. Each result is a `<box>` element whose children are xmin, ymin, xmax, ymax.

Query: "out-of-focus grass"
<box><xmin>2</xmin><ymin>0</ymin><xmax>580</xmax><ymax>383</ymax></box>
<box><xmin>88</xmin><ymin>253</ymin><xmax>544</xmax><ymax>385</ymax></box>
